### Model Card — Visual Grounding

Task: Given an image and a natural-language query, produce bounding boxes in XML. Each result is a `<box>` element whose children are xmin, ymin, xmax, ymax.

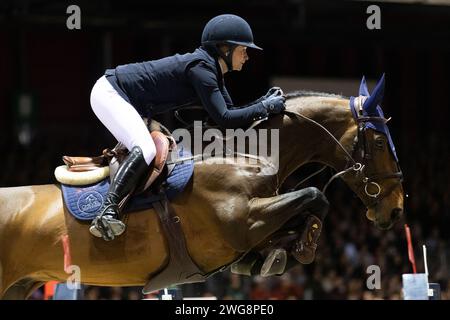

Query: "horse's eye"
<box><xmin>375</xmin><ymin>137</ymin><xmax>385</xmax><ymax>150</ymax></box>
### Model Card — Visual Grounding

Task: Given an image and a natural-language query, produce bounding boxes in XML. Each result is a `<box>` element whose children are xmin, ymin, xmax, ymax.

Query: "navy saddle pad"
<box><xmin>61</xmin><ymin>147</ymin><xmax>193</xmax><ymax>221</ymax></box>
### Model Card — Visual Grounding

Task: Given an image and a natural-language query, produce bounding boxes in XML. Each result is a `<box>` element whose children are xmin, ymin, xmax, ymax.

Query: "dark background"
<box><xmin>1</xmin><ymin>1</ymin><xmax>449</xmax><ymax>139</ymax></box>
<box><xmin>0</xmin><ymin>0</ymin><xmax>449</xmax><ymax>299</ymax></box>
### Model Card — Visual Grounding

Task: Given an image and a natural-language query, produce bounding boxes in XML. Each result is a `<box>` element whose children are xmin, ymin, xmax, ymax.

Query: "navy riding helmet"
<box><xmin>201</xmin><ymin>14</ymin><xmax>263</xmax><ymax>71</ymax></box>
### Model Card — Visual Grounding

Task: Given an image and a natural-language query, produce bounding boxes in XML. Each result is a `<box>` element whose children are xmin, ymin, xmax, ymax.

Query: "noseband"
<box><xmin>284</xmin><ymin>96</ymin><xmax>403</xmax><ymax>207</ymax></box>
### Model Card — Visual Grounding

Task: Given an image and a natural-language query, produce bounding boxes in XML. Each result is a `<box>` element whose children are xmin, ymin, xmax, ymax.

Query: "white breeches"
<box><xmin>90</xmin><ymin>75</ymin><xmax>156</xmax><ymax>165</ymax></box>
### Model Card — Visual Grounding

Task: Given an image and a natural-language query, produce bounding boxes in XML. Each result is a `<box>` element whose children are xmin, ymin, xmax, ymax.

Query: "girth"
<box><xmin>143</xmin><ymin>192</ymin><xmax>206</xmax><ymax>293</ymax></box>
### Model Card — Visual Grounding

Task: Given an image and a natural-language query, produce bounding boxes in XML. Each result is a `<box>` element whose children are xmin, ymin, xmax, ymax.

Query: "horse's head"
<box><xmin>343</xmin><ymin>74</ymin><xmax>404</xmax><ymax>230</ymax></box>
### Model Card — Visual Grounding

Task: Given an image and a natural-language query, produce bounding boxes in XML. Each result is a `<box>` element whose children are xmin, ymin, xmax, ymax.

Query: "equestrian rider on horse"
<box><xmin>89</xmin><ymin>14</ymin><xmax>287</xmax><ymax>241</ymax></box>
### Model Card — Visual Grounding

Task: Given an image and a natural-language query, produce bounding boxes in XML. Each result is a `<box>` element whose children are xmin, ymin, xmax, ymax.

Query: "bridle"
<box><xmin>349</xmin><ymin>95</ymin><xmax>403</xmax><ymax>207</ymax></box>
<box><xmin>285</xmin><ymin>95</ymin><xmax>403</xmax><ymax>208</ymax></box>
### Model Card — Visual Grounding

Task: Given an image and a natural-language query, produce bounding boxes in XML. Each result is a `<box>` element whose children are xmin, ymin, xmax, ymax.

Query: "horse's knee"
<box><xmin>301</xmin><ymin>187</ymin><xmax>323</xmax><ymax>202</ymax></box>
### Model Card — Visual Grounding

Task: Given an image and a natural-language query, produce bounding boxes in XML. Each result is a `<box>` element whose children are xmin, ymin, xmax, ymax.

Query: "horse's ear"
<box><xmin>363</xmin><ymin>73</ymin><xmax>385</xmax><ymax>114</ymax></box>
<box><xmin>359</xmin><ymin>76</ymin><xmax>370</xmax><ymax>96</ymax></box>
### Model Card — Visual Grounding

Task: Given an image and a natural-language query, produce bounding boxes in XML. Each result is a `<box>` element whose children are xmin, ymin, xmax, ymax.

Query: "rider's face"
<box><xmin>232</xmin><ymin>46</ymin><xmax>249</xmax><ymax>71</ymax></box>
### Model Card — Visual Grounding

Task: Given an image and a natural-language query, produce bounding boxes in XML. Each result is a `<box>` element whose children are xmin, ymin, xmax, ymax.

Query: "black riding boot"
<box><xmin>89</xmin><ymin>146</ymin><xmax>149</xmax><ymax>241</ymax></box>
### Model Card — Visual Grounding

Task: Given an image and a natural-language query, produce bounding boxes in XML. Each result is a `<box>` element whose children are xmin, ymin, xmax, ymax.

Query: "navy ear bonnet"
<box><xmin>350</xmin><ymin>74</ymin><xmax>399</xmax><ymax>162</ymax></box>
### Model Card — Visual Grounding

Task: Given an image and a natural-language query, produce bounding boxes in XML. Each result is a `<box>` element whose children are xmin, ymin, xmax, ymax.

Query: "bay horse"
<box><xmin>0</xmin><ymin>76</ymin><xmax>404</xmax><ymax>299</ymax></box>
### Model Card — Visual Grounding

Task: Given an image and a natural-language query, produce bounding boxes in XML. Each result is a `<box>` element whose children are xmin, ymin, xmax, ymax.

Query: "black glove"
<box><xmin>261</xmin><ymin>94</ymin><xmax>286</xmax><ymax>114</ymax></box>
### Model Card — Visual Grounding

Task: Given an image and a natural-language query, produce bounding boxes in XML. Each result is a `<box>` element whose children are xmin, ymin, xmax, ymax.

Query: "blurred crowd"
<box><xmin>1</xmin><ymin>127</ymin><xmax>448</xmax><ymax>300</ymax></box>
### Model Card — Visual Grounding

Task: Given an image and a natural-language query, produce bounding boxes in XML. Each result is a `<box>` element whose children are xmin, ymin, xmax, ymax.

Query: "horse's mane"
<box><xmin>285</xmin><ymin>90</ymin><xmax>348</xmax><ymax>100</ymax></box>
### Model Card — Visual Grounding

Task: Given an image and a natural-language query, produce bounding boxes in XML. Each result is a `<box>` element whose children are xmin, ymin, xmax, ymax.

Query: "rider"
<box><xmin>88</xmin><ymin>14</ymin><xmax>286</xmax><ymax>241</ymax></box>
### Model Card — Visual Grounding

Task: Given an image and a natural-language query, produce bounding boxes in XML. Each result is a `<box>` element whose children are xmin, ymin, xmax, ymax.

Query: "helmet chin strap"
<box><xmin>215</xmin><ymin>44</ymin><xmax>237</xmax><ymax>72</ymax></box>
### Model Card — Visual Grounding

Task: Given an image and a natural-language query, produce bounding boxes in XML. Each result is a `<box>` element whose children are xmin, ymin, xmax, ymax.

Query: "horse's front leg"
<box><xmin>233</xmin><ymin>187</ymin><xmax>329</xmax><ymax>276</ymax></box>
<box><xmin>246</xmin><ymin>187</ymin><xmax>328</xmax><ymax>247</ymax></box>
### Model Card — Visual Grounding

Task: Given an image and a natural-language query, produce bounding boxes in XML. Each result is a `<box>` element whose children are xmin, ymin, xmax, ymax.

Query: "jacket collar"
<box><xmin>195</xmin><ymin>47</ymin><xmax>224</xmax><ymax>79</ymax></box>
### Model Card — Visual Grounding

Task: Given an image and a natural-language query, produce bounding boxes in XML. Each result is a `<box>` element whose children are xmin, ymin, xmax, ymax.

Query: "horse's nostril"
<box><xmin>391</xmin><ymin>208</ymin><xmax>402</xmax><ymax>221</ymax></box>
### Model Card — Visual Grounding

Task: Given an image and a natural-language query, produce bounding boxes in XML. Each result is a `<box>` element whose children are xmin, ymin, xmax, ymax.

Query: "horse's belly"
<box><xmin>67</xmin><ymin>210</ymin><xmax>167</xmax><ymax>286</ymax></box>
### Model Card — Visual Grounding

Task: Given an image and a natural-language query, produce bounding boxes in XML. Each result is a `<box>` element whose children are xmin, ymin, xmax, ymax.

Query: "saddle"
<box><xmin>60</xmin><ymin>119</ymin><xmax>176</xmax><ymax>195</ymax></box>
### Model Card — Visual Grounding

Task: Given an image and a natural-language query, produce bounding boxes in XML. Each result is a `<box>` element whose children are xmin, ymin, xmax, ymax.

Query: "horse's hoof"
<box><xmin>291</xmin><ymin>241</ymin><xmax>316</xmax><ymax>264</ymax></box>
<box><xmin>231</xmin><ymin>251</ymin><xmax>263</xmax><ymax>276</ymax></box>
<box><xmin>291</xmin><ymin>215</ymin><xmax>322</xmax><ymax>264</ymax></box>
<box><xmin>260</xmin><ymin>248</ymin><xmax>287</xmax><ymax>277</ymax></box>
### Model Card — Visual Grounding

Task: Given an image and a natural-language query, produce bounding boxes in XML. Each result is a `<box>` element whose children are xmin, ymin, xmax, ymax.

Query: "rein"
<box><xmin>167</xmin><ymin>95</ymin><xmax>403</xmax><ymax>207</ymax></box>
<box><xmin>283</xmin><ymin>96</ymin><xmax>403</xmax><ymax>206</ymax></box>
<box><xmin>283</xmin><ymin>110</ymin><xmax>365</xmax><ymax>195</ymax></box>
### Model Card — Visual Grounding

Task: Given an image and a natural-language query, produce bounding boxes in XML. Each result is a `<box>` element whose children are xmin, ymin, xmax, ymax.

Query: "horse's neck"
<box><xmin>277</xmin><ymin>97</ymin><xmax>356</xmax><ymax>185</ymax></box>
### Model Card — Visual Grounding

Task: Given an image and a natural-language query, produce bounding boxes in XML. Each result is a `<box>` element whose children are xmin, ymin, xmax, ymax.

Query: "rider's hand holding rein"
<box><xmin>263</xmin><ymin>87</ymin><xmax>283</xmax><ymax>99</ymax></box>
<box><xmin>261</xmin><ymin>90</ymin><xmax>286</xmax><ymax>114</ymax></box>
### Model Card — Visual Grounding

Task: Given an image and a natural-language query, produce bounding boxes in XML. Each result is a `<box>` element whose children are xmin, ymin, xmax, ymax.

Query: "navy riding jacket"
<box><xmin>104</xmin><ymin>47</ymin><xmax>267</xmax><ymax>129</ymax></box>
